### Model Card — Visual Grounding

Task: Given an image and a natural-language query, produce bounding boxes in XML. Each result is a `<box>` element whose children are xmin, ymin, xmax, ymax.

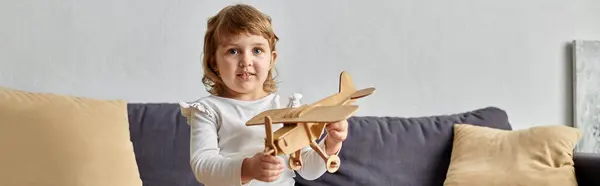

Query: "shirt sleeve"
<box><xmin>180</xmin><ymin>101</ymin><xmax>249</xmax><ymax>186</ymax></box>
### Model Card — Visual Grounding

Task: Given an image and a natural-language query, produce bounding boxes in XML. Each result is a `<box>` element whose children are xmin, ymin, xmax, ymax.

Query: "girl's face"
<box><xmin>214</xmin><ymin>33</ymin><xmax>276</xmax><ymax>100</ymax></box>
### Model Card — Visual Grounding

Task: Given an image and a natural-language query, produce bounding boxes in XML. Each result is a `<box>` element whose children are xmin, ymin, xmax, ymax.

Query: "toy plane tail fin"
<box><xmin>339</xmin><ymin>71</ymin><xmax>356</xmax><ymax>94</ymax></box>
<box><xmin>339</xmin><ymin>71</ymin><xmax>375</xmax><ymax>101</ymax></box>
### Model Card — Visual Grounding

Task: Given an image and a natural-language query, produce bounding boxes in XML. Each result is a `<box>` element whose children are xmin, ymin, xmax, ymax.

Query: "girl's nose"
<box><xmin>239</xmin><ymin>54</ymin><xmax>253</xmax><ymax>67</ymax></box>
<box><xmin>238</xmin><ymin>61</ymin><xmax>252</xmax><ymax>67</ymax></box>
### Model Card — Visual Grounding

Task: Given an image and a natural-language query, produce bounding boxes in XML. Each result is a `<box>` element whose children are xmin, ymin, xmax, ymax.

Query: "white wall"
<box><xmin>1</xmin><ymin>0</ymin><xmax>600</xmax><ymax>129</ymax></box>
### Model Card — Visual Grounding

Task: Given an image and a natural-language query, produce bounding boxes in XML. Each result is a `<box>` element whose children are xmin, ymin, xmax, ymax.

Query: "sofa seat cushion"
<box><xmin>0</xmin><ymin>87</ymin><xmax>141</xmax><ymax>186</ymax></box>
<box><xmin>294</xmin><ymin>107</ymin><xmax>512</xmax><ymax>186</ymax></box>
<box><xmin>444</xmin><ymin>124</ymin><xmax>580</xmax><ymax>186</ymax></box>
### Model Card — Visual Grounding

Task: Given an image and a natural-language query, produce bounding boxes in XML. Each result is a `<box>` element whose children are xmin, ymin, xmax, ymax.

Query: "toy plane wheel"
<box><xmin>326</xmin><ymin>155</ymin><xmax>340</xmax><ymax>173</ymax></box>
<box><xmin>289</xmin><ymin>158</ymin><xmax>302</xmax><ymax>170</ymax></box>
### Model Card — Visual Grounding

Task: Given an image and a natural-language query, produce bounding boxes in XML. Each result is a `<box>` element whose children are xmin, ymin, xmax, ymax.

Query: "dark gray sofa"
<box><xmin>127</xmin><ymin>103</ymin><xmax>600</xmax><ymax>186</ymax></box>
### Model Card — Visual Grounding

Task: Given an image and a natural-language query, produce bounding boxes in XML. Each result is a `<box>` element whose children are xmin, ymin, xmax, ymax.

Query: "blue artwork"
<box><xmin>573</xmin><ymin>40</ymin><xmax>600</xmax><ymax>154</ymax></box>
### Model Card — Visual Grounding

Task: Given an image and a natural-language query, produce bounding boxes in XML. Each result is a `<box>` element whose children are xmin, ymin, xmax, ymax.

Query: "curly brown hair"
<box><xmin>201</xmin><ymin>4</ymin><xmax>279</xmax><ymax>96</ymax></box>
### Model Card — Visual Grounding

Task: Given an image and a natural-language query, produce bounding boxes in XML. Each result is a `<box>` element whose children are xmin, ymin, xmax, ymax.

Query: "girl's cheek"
<box><xmin>254</xmin><ymin>63</ymin><xmax>267</xmax><ymax>70</ymax></box>
<box><xmin>219</xmin><ymin>57</ymin><xmax>238</xmax><ymax>67</ymax></box>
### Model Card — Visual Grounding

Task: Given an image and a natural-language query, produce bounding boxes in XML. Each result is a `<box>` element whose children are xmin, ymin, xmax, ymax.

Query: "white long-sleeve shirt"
<box><xmin>179</xmin><ymin>93</ymin><xmax>329</xmax><ymax>186</ymax></box>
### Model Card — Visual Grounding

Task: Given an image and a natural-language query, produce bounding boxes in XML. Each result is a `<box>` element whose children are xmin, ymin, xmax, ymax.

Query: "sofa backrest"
<box><xmin>127</xmin><ymin>103</ymin><xmax>511</xmax><ymax>186</ymax></box>
<box><xmin>128</xmin><ymin>103</ymin><xmax>202</xmax><ymax>186</ymax></box>
<box><xmin>294</xmin><ymin>107</ymin><xmax>512</xmax><ymax>186</ymax></box>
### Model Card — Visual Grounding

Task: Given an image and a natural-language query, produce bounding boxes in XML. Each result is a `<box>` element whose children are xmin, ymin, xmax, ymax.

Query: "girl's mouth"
<box><xmin>237</xmin><ymin>72</ymin><xmax>254</xmax><ymax>79</ymax></box>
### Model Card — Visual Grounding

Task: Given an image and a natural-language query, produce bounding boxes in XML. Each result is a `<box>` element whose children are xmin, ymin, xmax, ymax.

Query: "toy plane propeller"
<box><xmin>245</xmin><ymin>71</ymin><xmax>375</xmax><ymax>173</ymax></box>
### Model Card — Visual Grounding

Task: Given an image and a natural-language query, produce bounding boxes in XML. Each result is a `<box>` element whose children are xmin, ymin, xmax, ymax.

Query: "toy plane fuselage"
<box><xmin>245</xmin><ymin>71</ymin><xmax>375</xmax><ymax>173</ymax></box>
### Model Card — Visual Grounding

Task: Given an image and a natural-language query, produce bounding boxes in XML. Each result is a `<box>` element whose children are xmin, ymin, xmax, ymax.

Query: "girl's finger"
<box><xmin>327</xmin><ymin>123</ymin><xmax>340</xmax><ymax>129</ymax></box>
<box><xmin>331</xmin><ymin>132</ymin><xmax>342</xmax><ymax>139</ymax></box>
<box><xmin>328</xmin><ymin>126</ymin><xmax>343</xmax><ymax>133</ymax></box>
<box><xmin>330</xmin><ymin>131</ymin><xmax>346</xmax><ymax>140</ymax></box>
<box><xmin>261</xmin><ymin>155</ymin><xmax>282</xmax><ymax>165</ymax></box>
<box><xmin>262</xmin><ymin>161</ymin><xmax>282</xmax><ymax>170</ymax></box>
<box><xmin>259</xmin><ymin>170</ymin><xmax>282</xmax><ymax>182</ymax></box>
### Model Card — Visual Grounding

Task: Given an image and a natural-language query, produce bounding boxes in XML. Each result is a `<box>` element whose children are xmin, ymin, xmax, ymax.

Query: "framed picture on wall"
<box><xmin>573</xmin><ymin>40</ymin><xmax>600</xmax><ymax>154</ymax></box>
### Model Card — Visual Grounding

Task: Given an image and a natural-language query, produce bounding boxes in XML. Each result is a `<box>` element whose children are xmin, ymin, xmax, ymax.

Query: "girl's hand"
<box><xmin>325</xmin><ymin>119</ymin><xmax>348</xmax><ymax>155</ymax></box>
<box><xmin>241</xmin><ymin>153</ymin><xmax>284</xmax><ymax>183</ymax></box>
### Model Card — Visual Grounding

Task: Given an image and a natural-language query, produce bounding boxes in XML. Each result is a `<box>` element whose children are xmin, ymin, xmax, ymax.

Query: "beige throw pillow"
<box><xmin>0</xmin><ymin>87</ymin><xmax>142</xmax><ymax>186</ymax></box>
<box><xmin>444</xmin><ymin>124</ymin><xmax>581</xmax><ymax>186</ymax></box>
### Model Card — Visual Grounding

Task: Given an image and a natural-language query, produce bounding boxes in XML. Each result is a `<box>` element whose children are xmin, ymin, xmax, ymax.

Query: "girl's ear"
<box><xmin>270</xmin><ymin>51</ymin><xmax>278</xmax><ymax>69</ymax></box>
<box><xmin>210</xmin><ymin>60</ymin><xmax>220</xmax><ymax>75</ymax></box>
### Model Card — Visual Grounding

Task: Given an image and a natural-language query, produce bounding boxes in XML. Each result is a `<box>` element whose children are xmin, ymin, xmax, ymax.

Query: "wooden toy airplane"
<box><xmin>245</xmin><ymin>71</ymin><xmax>375</xmax><ymax>173</ymax></box>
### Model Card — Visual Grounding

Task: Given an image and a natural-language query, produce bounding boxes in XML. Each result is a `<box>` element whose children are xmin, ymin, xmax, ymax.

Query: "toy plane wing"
<box><xmin>246</xmin><ymin>105</ymin><xmax>359</xmax><ymax>126</ymax></box>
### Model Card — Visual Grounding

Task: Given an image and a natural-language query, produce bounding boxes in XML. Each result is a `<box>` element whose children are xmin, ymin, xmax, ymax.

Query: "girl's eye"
<box><xmin>253</xmin><ymin>48</ymin><xmax>263</xmax><ymax>54</ymax></box>
<box><xmin>227</xmin><ymin>49</ymin><xmax>238</xmax><ymax>55</ymax></box>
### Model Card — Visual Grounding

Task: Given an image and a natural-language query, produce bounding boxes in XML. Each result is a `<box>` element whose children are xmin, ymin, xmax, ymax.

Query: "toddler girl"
<box><xmin>179</xmin><ymin>4</ymin><xmax>348</xmax><ymax>186</ymax></box>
